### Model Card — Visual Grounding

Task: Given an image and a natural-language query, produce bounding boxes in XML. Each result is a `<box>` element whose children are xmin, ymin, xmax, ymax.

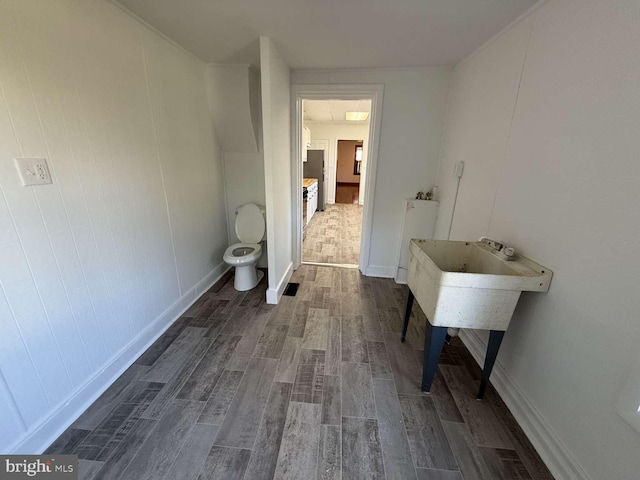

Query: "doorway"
<box><xmin>335</xmin><ymin>140</ymin><xmax>363</xmax><ymax>204</ymax></box>
<box><xmin>291</xmin><ymin>84</ymin><xmax>383</xmax><ymax>273</ymax></box>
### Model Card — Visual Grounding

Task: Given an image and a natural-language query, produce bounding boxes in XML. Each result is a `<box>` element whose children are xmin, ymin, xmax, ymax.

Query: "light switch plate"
<box><xmin>14</xmin><ymin>158</ymin><xmax>52</xmax><ymax>186</ymax></box>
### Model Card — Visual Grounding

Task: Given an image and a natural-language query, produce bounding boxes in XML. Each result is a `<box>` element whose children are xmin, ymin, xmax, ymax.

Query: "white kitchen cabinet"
<box><xmin>306</xmin><ymin>181</ymin><xmax>318</xmax><ymax>223</ymax></box>
<box><xmin>302</xmin><ymin>126</ymin><xmax>311</xmax><ymax>162</ymax></box>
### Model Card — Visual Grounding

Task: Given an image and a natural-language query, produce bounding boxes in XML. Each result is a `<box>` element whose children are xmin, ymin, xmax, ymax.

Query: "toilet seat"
<box><xmin>223</xmin><ymin>242</ymin><xmax>262</xmax><ymax>265</ymax></box>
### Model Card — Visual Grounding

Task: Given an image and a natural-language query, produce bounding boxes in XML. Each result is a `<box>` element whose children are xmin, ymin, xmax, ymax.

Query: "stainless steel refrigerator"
<box><xmin>304</xmin><ymin>150</ymin><xmax>326</xmax><ymax>211</ymax></box>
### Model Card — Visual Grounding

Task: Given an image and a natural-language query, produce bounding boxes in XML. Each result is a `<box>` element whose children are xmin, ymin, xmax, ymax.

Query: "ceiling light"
<box><xmin>345</xmin><ymin>112</ymin><xmax>369</xmax><ymax>121</ymax></box>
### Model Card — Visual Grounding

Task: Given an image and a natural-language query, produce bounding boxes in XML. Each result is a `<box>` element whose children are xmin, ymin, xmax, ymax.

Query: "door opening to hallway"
<box><xmin>301</xmin><ymin>99</ymin><xmax>370</xmax><ymax>267</ymax></box>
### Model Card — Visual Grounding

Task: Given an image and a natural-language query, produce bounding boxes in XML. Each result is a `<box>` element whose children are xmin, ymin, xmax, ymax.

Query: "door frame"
<box><xmin>290</xmin><ymin>84</ymin><xmax>384</xmax><ymax>273</ymax></box>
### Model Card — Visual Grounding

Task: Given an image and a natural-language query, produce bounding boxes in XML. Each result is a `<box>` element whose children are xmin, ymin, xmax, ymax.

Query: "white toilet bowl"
<box><xmin>223</xmin><ymin>203</ymin><xmax>266</xmax><ymax>291</ymax></box>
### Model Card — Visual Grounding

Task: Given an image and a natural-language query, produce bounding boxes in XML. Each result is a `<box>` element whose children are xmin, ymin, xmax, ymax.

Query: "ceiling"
<box><xmin>114</xmin><ymin>0</ymin><xmax>537</xmax><ymax>69</ymax></box>
<box><xmin>304</xmin><ymin>100</ymin><xmax>371</xmax><ymax>124</ymax></box>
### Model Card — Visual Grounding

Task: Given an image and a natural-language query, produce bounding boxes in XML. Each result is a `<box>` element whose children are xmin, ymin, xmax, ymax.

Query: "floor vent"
<box><xmin>283</xmin><ymin>283</ymin><xmax>300</xmax><ymax>296</ymax></box>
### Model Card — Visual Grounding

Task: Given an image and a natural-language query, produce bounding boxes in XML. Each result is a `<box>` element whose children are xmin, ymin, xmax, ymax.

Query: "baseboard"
<box><xmin>394</xmin><ymin>267</ymin><xmax>408</xmax><ymax>284</ymax></box>
<box><xmin>266</xmin><ymin>261</ymin><xmax>293</xmax><ymax>304</ymax></box>
<box><xmin>459</xmin><ymin>330</ymin><xmax>591</xmax><ymax>480</ymax></box>
<box><xmin>364</xmin><ymin>265</ymin><xmax>396</xmax><ymax>278</ymax></box>
<box><xmin>9</xmin><ymin>262</ymin><xmax>230</xmax><ymax>454</ymax></box>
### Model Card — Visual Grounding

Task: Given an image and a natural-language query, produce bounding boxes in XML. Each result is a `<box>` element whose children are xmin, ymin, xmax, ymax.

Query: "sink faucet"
<box><xmin>479</xmin><ymin>237</ymin><xmax>516</xmax><ymax>260</ymax></box>
<box><xmin>479</xmin><ymin>237</ymin><xmax>505</xmax><ymax>252</ymax></box>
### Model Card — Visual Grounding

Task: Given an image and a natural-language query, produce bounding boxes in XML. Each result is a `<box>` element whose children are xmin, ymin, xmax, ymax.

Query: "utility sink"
<box><xmin>408</xmin><ymin>239</ymin><xmax>552</xmax><ymax>331</ymax></box>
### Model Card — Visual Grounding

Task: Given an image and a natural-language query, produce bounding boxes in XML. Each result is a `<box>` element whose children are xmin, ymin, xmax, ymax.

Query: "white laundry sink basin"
<box><xmin>407</xmin><ymin>239</ymin><xmax>552</xmax><ymax>330</ymax></box>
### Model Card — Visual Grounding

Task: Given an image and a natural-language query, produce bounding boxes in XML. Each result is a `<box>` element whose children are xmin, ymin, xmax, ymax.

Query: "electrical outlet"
<box><xmin>14</xmin><ymin>158</ymin><xmax>52</xmax><ymax>186</ymax></box>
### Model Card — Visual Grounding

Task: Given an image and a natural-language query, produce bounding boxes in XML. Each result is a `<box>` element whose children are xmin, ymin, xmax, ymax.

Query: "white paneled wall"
<box><xmin>434</xmin><ymin>0</ymin><xmax>640</xmax><ymax>478</ymax></box>
<box><xmin>0</xmin><ymin>0</ymin><xmax>227</xmax><ymax>452</ymax></box>
<box><xmin>260</xmin><ymin>37</ymin><xmax>292</xmax><ymax>303</ymax></box>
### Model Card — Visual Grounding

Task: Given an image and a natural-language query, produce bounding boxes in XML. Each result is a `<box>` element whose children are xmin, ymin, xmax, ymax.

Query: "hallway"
<box><xmin>303</xmin><ymin>204</ymin><xmax>363</xmax><ymax>265</ymax></box>
<box><xmin>46</xmin><ymin>266</ymin><xmax>553</xmax><ymax>480</ymax></box>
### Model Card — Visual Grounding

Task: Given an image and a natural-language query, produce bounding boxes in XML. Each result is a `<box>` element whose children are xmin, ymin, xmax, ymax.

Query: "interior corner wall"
<box><xmin>292</xmin><ymin>68</ymin><xmax>451</xmax><ymax>275</ymax></box>
<box><xmin>0</xmin><ymin>0</ymin><xmax>228</xmax><ymax>452</ymax></box>
<box><xmin>260</xmin><ymin>37</ymin><xmax>292</xmax><ymax>303</ymax></box>
<box><xmin>433</xmin><ymin>1</ymin><xmax>640</xmax><ymax>478</ymax></box>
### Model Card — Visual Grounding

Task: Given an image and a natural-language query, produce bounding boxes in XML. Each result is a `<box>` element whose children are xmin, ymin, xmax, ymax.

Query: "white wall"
<box><xmin>292</xmin><ymin>68</ymin><xmax>451</xmax><ymax>276</ymax></box>
<box><xmin>306</xmin><ymin>123</ymin><xmax>369</xmax><ymax>204</ymax></box>
<box><xmin>0</xmin><ymin>0</ymin><xmax>228</xmax><ymax>452</ymax></box>
<box><xmin>434</xmin><ymin>1</ymin><xmax>640</xmax><ymax>478</ymax></box>
<box><xmin>205</xmin><ymin>64</ymin><xmax>267</xmax><ymax>266</ymax></box>
<box><xmin>260</xmin><ymin>37</ymin><xmax>292</xmax><ymax>303</ymax></box>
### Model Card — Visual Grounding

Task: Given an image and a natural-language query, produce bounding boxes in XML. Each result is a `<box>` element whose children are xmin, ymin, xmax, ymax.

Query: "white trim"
<box><xmin>290</xmin><ymin>84</ymin><xmax>384</xmax><ymax>275</ymax></box>
<box><xmin>8</xmin><ymin>263</ymin><xmax>229</xmax><ymax>454</ymax></box>
<box><xmin>266</xmin><ymin>261</ymin><xmax>293</xmax><ymax>304</ymax></box>
<box><xmin>395</xmin><ymin>268</ymin><xmax>408</xmax><ymax>284</ymax></box>
<box><xmin>364</xmin><ymin>265</ymin><xmax>396</xmax><ymax>278</ymax></box>
<box><xmin>459</xmin><ymin>329</ymin><xmax>592</xmax><ymax>480</ymax></box>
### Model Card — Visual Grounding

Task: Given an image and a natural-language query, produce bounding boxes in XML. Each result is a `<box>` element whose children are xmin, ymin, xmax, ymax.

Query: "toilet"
<box><xmin>223</xmin><ymin>203</ymin><xmax>266</xmax><ymax>291</ymax></box>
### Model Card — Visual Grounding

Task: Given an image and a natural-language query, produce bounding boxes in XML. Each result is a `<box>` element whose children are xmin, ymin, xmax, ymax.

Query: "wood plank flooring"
<box><xmin>303</xmin><ymin>203</ymin><xmax>363</xmax><ymax>265</ymax></box>
<box><xmin>335</xmin><ymin>183</ymin><xmax>360</xmax><ymax>204</ymax></box>
<box><xmin>47</xmin><ymin>266</ymin><xmax>554</xmax><ymax>480</ymax></box>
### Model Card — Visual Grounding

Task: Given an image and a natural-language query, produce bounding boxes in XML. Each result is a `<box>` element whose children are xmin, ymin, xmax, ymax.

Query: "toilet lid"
<box><xmin>236</xmin><ymin>203</ymin><xmax>265</xmax><ymax>243</ymax></box>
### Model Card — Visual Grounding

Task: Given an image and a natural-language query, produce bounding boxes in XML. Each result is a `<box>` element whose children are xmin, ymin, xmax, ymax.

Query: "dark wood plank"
<box><xmin>177</xmin><ymin>335</ymin><xmax>241</xmax><ymax>401</ymax></box>
<box><xmin>398</xmin><ymin>394</ymin><xmax>458</xmax><ymax>470</ymax></box>
<box><xmin>442</xmin><ymin>421</ymin><xmax>492</xmax><ymax>480</ymax></box>
<box><xmin>416</xmin><ymin>468</ymin><xmax>464</xmax><ymax>480</ymax></box>
<box><xmin>273</xmin><ymin>402</ymin><xmax>322</xmax><ymax>479</ymax></box>
<box><xmin>361</xmin><ymin>303</ymin><xmax>384</xmax><ymax>342</ymax></box>
<box><xmin>384</xmin><ymin>331</ymin><xmax>422</xmax><ymax>394</ymax></box>
<box><xmin>484</xmin><ymin>388</ymin><xmax>555</xmax><ymax>480</ymax></box>
<box><xmin>429</xmin><ymin>371</ymin><xmax>464</xmax><ymax>423</ymax></box>
<box><xmin>120</xmin><ymin>400</ymin><xmax>204</xmax><ymax>480</ymax></box>
<box><xmin>214</xmin><ymin>357</ymin><xmax>278</xmax><ymax>448</ymax></box>
<box><xmin>74</xmin><ymin>381</ymin><xmax>164</xmax><ymax>460</ymax></box>
<box><xmin>243</xmin><ymin>382</ymin><xmax>293</xmax><ymax>480</ymax></box>
<box><xmin>198</xmin><ymin>370</ymin><xmax>245</xmax><ymax>425</ymax></box>
<box><xmin>439</xmin><ymin>365</ymin><xmax>513</xmax><ymax>449</ymax></box>
<box><xmin>91</xmin><ymin>418</ymin><xmax>158</xmax><ymax>480</ymax></box>
<box><xmin>275</xmin><ymin>336</ymin><xmax>303</xmax><ymax>383</ymax></box>
<box><xmin>198</xmin><ymin>446</ymin><xmax>251</xmax><ymax>480</ymax></box>
<box><xmin>141</xmin><ymin>327</ymin><xmax>206</xmax><ymax>383</ymax></box>
<box><xmin>288</xmin><ymin>300</ymin><xmax>310</xmax><ymax>337</ymax></box>
<box><xmin>162</xmin><ymin>423</ymin><xmax>219</xmax><ymax>480</ymax></box>
<box><xmin>342</xmin><ymin>362</ymin><xmax>375</xmax><ymax>418</ymax></box>
<box><xmin>478</xmin><ymin>447</ymin><xmax>533</xmax><ymax>480</ymax></box>
<box><xmin>317</xmin><ymin>425</ymin><xmax>341</xmax><ymax>480</ymax></box>
<box><xmin>321</xmin><ymin>374</ymin><xmax>341</xmax><ymax>426</ymax></box>
<box><xmin>220</xmin><ymin>306</ymin><xmax>259</xmax><ymax>336</ymax></box>
<box><xmin>267</xmin><ymin>295</ymin><xmax>296</xmax><ymax>326</ymax></box>
<box><xmin>368</xmin><ymin>341</ymin><xmax>392</xmax><ymax>379</ymax></box>
<box><xmin>135</xmin><ymin>319</ymin><xmax>188</xmax><ymax>366</ymax></box>
<box><xmin>78</xmin><ymin>460</ymin><xmax>103</xmax><ymax>480</ymax></box>
<box><xmin>378</xmin><ymin>306</ymin><xmax>403</xmax><ymax>333</ymax></box>
<box><xmin>291</xmin><ymin>351</ymin><xmax>325</xmax><ymax>404</ymax></box>
<box><xmin>325</xmin><ymin>316</ymin><xmax>341</xmax><ymax>376</ymax></box>
<box><xmin>301</xmin><ymin>308</ymin><xmax>330</xmax><ymax>350</ymax></box>
<box><xmin>72</xmin><ymin>365</ymin><xmax>148</xmax><ymax>430</ymax></box>
<box><xmin>341</xmin><ymin>416</ymin><xmax>385</xmax><ymax>480</ymax></box>
<box><xmin>341</xmin><ymin>314</ymin><xmax>368</xmax><ymax>363</ymax></box>
<box><xmin>142</xmin><ymin>338</ymin><xmax>212</xmax><ymax>420</ymax></box>
<box><xmin>254</xmin><ymin>324</ymin><xmax>289</xmax><ymax>358</ymax></box>
<box><xmin>45</xmin><ymin>428</ymin><xmax>91</xmax><ymax>454</ymax></box>
<box><xmin>373</xmin><ymin>379</ymin><xmax>417</xmax><ymax>480</ymax></box>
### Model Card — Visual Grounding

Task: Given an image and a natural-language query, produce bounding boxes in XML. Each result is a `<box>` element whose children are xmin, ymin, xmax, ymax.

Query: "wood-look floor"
<box><xmin>335</xmin><ymin>183</ymin><xmax>360</xmax><ymax>204</ymax></box>
<box><xmin>303</xmin><ymin>204</ymin><xmax>363</xmax><ymax>265</ymax></box>
<box><xmin>47</xmin><ymin>266</ymin><xmax>554</xmax><ymax>480</ymax></box>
